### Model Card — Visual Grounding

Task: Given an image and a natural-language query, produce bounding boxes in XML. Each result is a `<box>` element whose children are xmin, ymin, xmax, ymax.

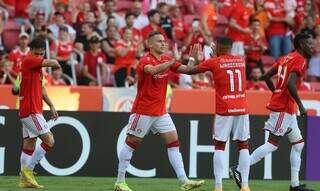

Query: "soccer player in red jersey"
<box><xmin>18</xmin><ymin>38</ymin><xmax>61</xmax><ymax>188</ymax></box>
<box><xmin>185</xmin><ymin>38</ymin><xmax>251</xmax><ymax>191</ymax></box>
<box><xmin>114</xmin><ymin>31</ymin><xmax>204</xmax><ymax>191</ymax></box>
<box><xmin>231</xmin><ymin>33</ymin><xmax>315</xmax><ymax>191</ymax></box>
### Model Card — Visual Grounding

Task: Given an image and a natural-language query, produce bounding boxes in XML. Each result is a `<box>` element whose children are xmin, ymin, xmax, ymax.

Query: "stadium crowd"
<box><xmin>0</xmin><ymin>0</ymin><xmax>319</xmax><ymax>91</ymax></box>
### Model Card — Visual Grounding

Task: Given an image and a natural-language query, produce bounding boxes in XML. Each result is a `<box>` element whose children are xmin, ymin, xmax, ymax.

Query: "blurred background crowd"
<box><xmin>0</xmin><ymin>0</ymin><xmax>320</xmax><ymax>91</ymax></box>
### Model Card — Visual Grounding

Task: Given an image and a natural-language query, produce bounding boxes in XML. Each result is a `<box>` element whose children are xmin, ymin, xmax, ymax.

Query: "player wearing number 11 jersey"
<box><xmin>187</xmin><ymin>37</ymin><xmax>251</xmax><ymax>191</ymax></box>
<box><xmin>231</xmin><ymin>34</ymin><xmax>315</xmax><ymax>191</ymax></box>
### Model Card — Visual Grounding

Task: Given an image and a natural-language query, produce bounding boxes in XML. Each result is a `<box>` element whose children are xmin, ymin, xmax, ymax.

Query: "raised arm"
<box><xmin>144</xmin><ymin>59</ymin><xmax>176</xmax><ymax>75</ymax></box>
<box><xmin>287</xmin><ymin>72</ymin><xmax>306</xmax><ymax>116</ymax></box>
<box><xmin>261</xmin><ymin>67</ymin><xmax>277</xmax><ymax>92</ymax></box>
<box><xmin>42</xmin><ymin>59</ymin><xmax>61</xmax><ymax>69</ymax></box>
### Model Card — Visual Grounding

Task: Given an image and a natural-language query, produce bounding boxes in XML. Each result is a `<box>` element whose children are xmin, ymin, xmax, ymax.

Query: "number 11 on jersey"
<box><xmin>226</xmin><ymin>69</ymin><xmax>242</xmax><ymax>92</ymax></box>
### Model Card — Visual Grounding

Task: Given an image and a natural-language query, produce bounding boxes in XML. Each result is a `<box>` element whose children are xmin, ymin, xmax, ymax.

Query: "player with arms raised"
<box><xmin>185</xmin><ymin>37</ymin><xmax>251</xmax><ymax>191</ymax></box>
<box><xmin>231</xmin><ymin>33</ymin><xmax>315</xmax><ymax>191</ymax></box>
<box><xmin>18</xmin><ymin>38</ymin><xmax>61</xmax><ymax>188</ymax></box>
<box><xmin>114</xmin><ymin>31</ymin><xmax>204</xmax><ymax>191</ymax></box>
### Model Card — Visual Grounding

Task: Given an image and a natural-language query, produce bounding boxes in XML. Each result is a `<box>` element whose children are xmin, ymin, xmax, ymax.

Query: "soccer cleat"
<box><xmin>114</xmin><ymin>182</ymin><xmax>133</xmax><ymax>191</ymax></box>
<box><xmin>240</xmin><ymin>186</ymin><xmax>251</xmax><ymax>191</ymax></box>
<box><xmin>20</xmin><ymin>167</ymin><xmax>44</xmax><ymax>188</ymax></box>
<box><xmin>229</xmin><ymin>166</ymin><xmax>242</xmax><ymax>189</ymax></box>
<box><xmin>289</xmin><ymin>184</ymin><xmax>314</xmax><ymax>191</ymax></box>
<box><xmin>180</xmin><ymin>180</ymin><xmax>205</xmax><ymax>190</ymax></box>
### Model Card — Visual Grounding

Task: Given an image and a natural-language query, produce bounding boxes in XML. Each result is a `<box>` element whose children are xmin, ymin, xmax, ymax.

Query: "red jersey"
<box><xmin>83</xmin><ymin>50</ymin><xmax>106</xmax><ymax>78</ymax></box>
<box><xmin>197</xmin><ymin>54</ymin><xmax>248</xmax><ymax>115</ymax></box>
<box><xmin>227</xmin><ymin>1</ymin><xmax>251</xmax><ymax>42</ymax></box>
<box><xmin>245</xmin><ymin>33</ymin><xmax>267</xmax><ymax>61</ymax></box>
<box><xmin>50</xmin><ymin>41</ymin><xmax>73</xmax><ymax>60</ymax></box>
<box><xmin>131</xmin><ymin>53</ymin><xmax>181</xmax><ymax>116</ymax></box>
<box><xmin>218</xmin><ymin>0</ymin><xmax>237</xmax><ymax>17</ymax></box>
<box><xmin>267</xmin><ymin>51</ymin><xmax>306</xmax><ymax>114</ymax></box>
<box><xmin>264</xmin><ymin>0</ymin><xmax>287</xmax><ymax>36</ymax></box>
<box><xmin>8</xmin><ymin>47</ymin><xmax>30</xmax><ymax>75</ymax></box>
<box><xmin>171</xmin><ymin>18</ymin><xmax>186</xmax><ymax>41</ymax></box>
<box><xmin>295</xmin><ymin>0</ymin><xmax>307</xmax><ymax>29</ymax></box>
<box><xmin>141</xmin><ymin>24</ymin><xmax>167</xmax><ymax>40</ymax></box>
<box><xmin>19</xmin><ymin>53</ymin><xmax>44</xmax><ymax>118</ymax></box>
<box><xmin>119</xmin><ymin>27</ymin><xmax>142</xmax><ymax>43</ymax></box>
<box><xmin>114</xmin><ymin>40</ymin><xmax>138</xmax><ymax>72</ymax></box>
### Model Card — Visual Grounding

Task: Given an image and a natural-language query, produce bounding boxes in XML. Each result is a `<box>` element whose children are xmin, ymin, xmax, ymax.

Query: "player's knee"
<box><xmin>125</xmin><ymin>136</ymin><xmax>141</xmax><ymax>149</ymax></box>
<box><xmin>237</xmin><ymin>140</ymin><xmax>249</xmax><ymax>150</ymax></box>
<box><xmin>23</xmin><ymin>138</ymin><xmax>36</xmax><ymax>150</ymax></box>
<box><xmin>267</xmin><ymin>138</ymin><xmax>279</xmax><ymax>149</ymax></box>
<box><xmin>40</xmin><ymin>132</ymin><xmax>55</xmax><ymax>147</ymax></box>
<box><xmin>213</xmin><ymin>139</ymin><xmax>226</xmax><ymax>151</ymax></box>
<box><xmin>166</xmin><ymin>140</ymin><xmax>180</xmax><ymax>148</ymax></box>
<box><xmin>291</xmin><ymin>139</ymin><xmax>304</xmax><ymax>152</ymax></box>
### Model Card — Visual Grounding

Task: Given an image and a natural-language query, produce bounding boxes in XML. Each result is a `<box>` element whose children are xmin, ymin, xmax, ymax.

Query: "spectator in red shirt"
<box><xmin>50</xmin><ymin>26</ymin><xmax>73</xmax><ymax>77</ymax></box>
<box><xmin>8</xmin><ymin>32</ymin><xmax>30</xmax><ymax>78</ymax></box>
<box><xmin>80</xmin><ymin>36</ymin><xmax>108</xmax><ymax>86</ymax></box>
<box><xmin>47</xmin><ymin>67</ymin><xmax>67</xmax><ymax>86</ymax></box>
<box><xmin>227</xmin><ymin>0</ymin><xmax>252</xmax><ymax>56</ymax></box>
<box><xmin>264</xmin><ymin>0</ymin><xmax>293</xmax><ymax>59</ymax></box>
<box><xmin>170</xmin><ymin>5</ymin><xmax>186</xmax><ymax>46</ymax></box>
<box><xmin>119</xmin><ymin>12</ymin><xmax>142</xmax><ymax>43</ymax></box>
<box><xmin>13</xmin><ymin>0</ymin><xmax>31</xmax><ymax>25</ymax></box>
<box><xmin>183</xmin><ymin>18</ymin><xmax>212</xmax><ymax>58</ymax></box>
<box><xmin>246</xmin><ymin>67</ymin><xmax>268</xmax><ymax>90</ymax></box>
<box><xmin>218</xmin><ymin>0</ymin><xmax>237</xmax><ymax>18</ymax></box>
<box><xmin>114</xmin><ymin>28</ymin><xmax>143</xmax><ymax>87</ymax></box>
<box><xmin>245</xmin><ymin>19</ymin><xmax>267</xmax><ymax>78</ymax></box>
<box><xmin>141</xmin><ymin>9</ymin><xmax>167</xmax><ymax>41</ymax></box>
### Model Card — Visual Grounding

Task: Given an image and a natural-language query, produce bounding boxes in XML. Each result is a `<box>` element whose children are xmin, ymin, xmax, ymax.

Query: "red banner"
<box><xmin>1</xmin><ymin>85</ymin><xmax>319</xmax><ymax>116</ymax></box>
<box><xmin>0</xmin><ymin>85</ymin><xmax>102</xmax><ymax>111</ymax></box>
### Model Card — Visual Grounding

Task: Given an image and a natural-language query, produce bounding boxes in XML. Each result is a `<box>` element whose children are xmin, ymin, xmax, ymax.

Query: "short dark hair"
<box><xmin>148</xmin><ymin>31</ymin><xmax>163</xmax><ymax>39</ymax></box>
<box><xmin>125</xmin><ymin>12</ymin><xmax>137</xmax><ymax>20</ymax></box>
<box><xmin>293</xmin><ymin>33</ymin><xmax>311</xmax><ymax>50</ymax></box>
<box><xmin>157</xmin><ymin>2</ymin><xmax>167</xmax><ymax>9</ymax></box>
<box><xmin>29</xmin><ymin>38</ymin><xmax>46</xmax><ymax>49</ymax></box>
<box><xmin>250</xmin><ymin>18</ymin><xmax>260</xmax><ymax>24</ymax></box>
<box><xmin>147</xmin><ymin>9</ymin><xmax>159</xmax><ymax>19</ymax></box>
<box><xmin>217</xmin><ymin>37</ymin><xmax>233</xmax><ymax>47</ymax></box>
<box><xmin>59</xmin><ymin>26</ymin><xmax>68</xmax><ymax>32</ymax></box>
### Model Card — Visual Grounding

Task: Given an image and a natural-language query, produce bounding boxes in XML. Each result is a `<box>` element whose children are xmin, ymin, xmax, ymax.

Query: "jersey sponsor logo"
<box><xmin>153</xmin><ymin>73</ymin><xmax>168</xmax><ymax>79</ymax></box>
<box><xmin>222</xmin><ymin>93</ymin><xmax>246</xmax><ymax>100</ymax></box>
<box><xmin>228</xmin><ymin>108</ymin><xmax>246</xmax><ymax>113</ymax></box>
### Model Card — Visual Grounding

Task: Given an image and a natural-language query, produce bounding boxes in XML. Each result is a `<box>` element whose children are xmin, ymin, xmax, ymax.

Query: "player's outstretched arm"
<box><xmin>42</xmin><ymin>59</ymin><xmax>61</xmax><ymax>69</ymax></box>
<box><xmin>144</xmin><ymin>59</ymin><xmax>176</xmax><ymax>75</ymax></box>
<box><xmin>287</xmin><ymin>72</ymin><xmax>306</xmax><ymax>116</ymax></box>
<box><xmin>262</xmin><ymin>67</ymin><xmax>277</xmax><ymax>92</ymax></box>
<box><xmin>42</xmin><ymin>86</ymin><xmax>59</xmax><ymax>120</ymax></box>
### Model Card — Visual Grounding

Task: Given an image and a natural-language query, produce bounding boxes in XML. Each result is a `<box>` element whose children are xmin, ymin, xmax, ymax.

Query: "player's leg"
<box><xmin>231</xmin><ymin>115</ymin><xmax>251</xmax><ymax>191</ymax></box>
<box><xmin>19</xmin><ymin>126</ymin><xmax>36</xmax><ymax>188</ymax></box>
<box><xmin>154</xmin><ymin>114</ymin><xmax>204</xmax><ymax>190</ymax></box>
<box><xmin>27</xmin><ymin>114</ymin><xmax>53</xmax><ymax>171</ymax></box>
<box><xmin>287</xmin><ymin>116</ymin><xmax>314</xmax><ymax>191</ymax></box>
<box><xmin>212</xmin><ymin>115</ymin><xmax>233</xmax><ymax>191</ymax></box>
<box><xmin>115</xmin><ymin>114</ymin><xmax>151</xmax><ymax>191</ymax></box>
<box><xmin>19</xmin><ymin>114</ymin><xmax>50</xmax><ymax>188</ymax></box>
<box><xmin>250</xmin><ymin>112</ymin><xmax>290</xmax><ymax>165</ymax></box>
<box><xmin>20</xmin><ymin>127</ymin><xmax>36</xmax><ymax>170</ymax></box>
<box><xmin>250</xmin><ymin>132</ymin><xmax>280</xmax><ymax>165</ymax></box>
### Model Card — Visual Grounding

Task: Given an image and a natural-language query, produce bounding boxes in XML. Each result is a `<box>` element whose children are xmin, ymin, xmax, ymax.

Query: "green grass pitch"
<box><xmin>0</xmin><ymin>176</ymin><xmax>319</xmax><ymax>191</ymax></box>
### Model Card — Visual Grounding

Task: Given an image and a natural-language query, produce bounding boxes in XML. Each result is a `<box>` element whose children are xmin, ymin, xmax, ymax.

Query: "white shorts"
<box><xmin>264</xmin><ymin>112</ymin><xmax>303</xmax><ymax>143</ymax></box>
<box><xmin>126</xmin><ymin>113</ymin><xmax>176</xmax><ymax>138</ymax></box>
<box><xmin>21</xmin><ymin>114</ymin><xmax>50</xmax><ymax>138</ymax></box>
<box><xmin>213</xmin><ymin>114</ymin><xmax>250</xmax><ymax>142</ymax></box>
